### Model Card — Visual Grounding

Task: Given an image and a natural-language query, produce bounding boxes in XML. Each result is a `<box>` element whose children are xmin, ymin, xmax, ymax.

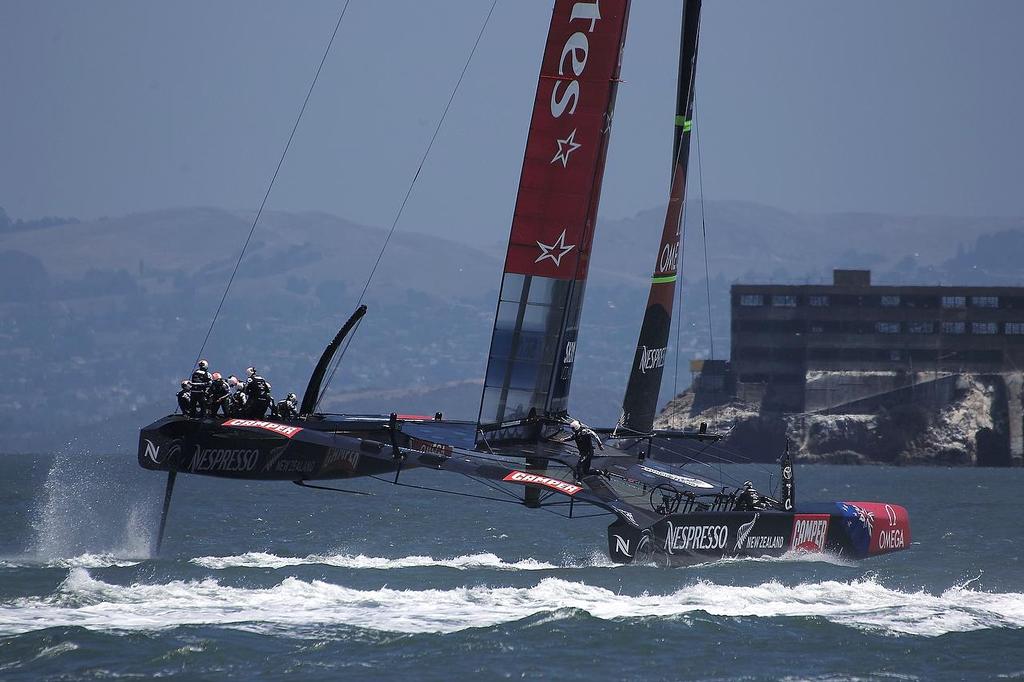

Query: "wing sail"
<box><xmin>479</xmin><ymin>0</ymin><xmax>632</xmax><ymax>441</ymax></box>
<box><xmin>620</xmin><ymin>0</ymin><xmax>702</xmax><ymax>433</ymax></box>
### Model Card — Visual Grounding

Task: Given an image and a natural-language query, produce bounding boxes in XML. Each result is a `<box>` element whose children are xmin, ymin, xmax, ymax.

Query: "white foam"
<box><xmin>0</xmin><ymin>554</ymin><xmax>142</xmax><ymax>569</ymax></box>
<box><xmin>1</xmin><ymin>569</ymin><xmax>1021</xmax><ymax>638</ymax></box>
<box><xmin>709</xmin><ymin>550</ymin><xmax>856</xmax><ymax>568</ymax></box>
<box><xmin>191</xmin><ymin>552</ymin><xmax>567</xmax><ymax>571</ymax></box>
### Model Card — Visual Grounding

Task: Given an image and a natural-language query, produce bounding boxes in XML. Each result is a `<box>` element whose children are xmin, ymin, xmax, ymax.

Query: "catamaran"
<box><xmin>139</xmin><ymin>0</ymin><xmax>910</xmax><ymax>565</ymax></box>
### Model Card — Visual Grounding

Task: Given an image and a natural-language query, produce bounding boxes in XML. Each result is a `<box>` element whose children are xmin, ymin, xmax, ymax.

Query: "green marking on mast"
<box><xmin>651</xmin><ymin>274</ymin><xmax>677</xmax><ymax>284</ymax></box>
<box><xmin>675</xmin><ymin>116</ymin><xmax>692</xmax><ymax>132</ymax></box>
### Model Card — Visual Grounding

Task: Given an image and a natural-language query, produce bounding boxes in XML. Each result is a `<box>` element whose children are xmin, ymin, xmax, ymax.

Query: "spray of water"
<box><xmin>26</xmin><ymin>446</ymin><xmax>156</xmax><ymax>564</ymax></box>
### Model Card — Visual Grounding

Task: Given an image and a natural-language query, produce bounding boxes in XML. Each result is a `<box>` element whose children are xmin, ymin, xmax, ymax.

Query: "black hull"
<box><xmin>139</xmin><ymin>414</ymin><xmax>466</xmax><ymax>481</ymax></box>
<box><xmin>139</xmin><ymin>415</ymin><xmax>911</xmax><ymax>565</ymax></box>
<box><xmin>608</xmin><ymin>502</ymin><xmax>911</xmax><ymax>565</ymax></box>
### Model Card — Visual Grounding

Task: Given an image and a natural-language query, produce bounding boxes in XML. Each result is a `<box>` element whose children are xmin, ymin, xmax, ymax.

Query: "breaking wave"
<box><xmin>190</xmin><ymin>551</ymin><xmax>614</xmax><ymax>571</ymax></box>
<box><xmin>1</xmin><ymin>569</ymin><xmax>1021</xmax><ymax>638</ymax></box>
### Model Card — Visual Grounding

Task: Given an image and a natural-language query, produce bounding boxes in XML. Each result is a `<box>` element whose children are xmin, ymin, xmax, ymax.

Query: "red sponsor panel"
<box><xmin>790</xmin><ymin>514</ymin><xmax>831</xmax><ymax>551</ymax></box>
<box><xmin>221</xmin><ymin>419</ymin><xmax>303</xmax><ymax>439</ymax></box>
<box><xmin>503</xmin><ymin>0</ymin><xmax>631</xmax><ymax>280</ymax></box>
<box><xmin>846</xmin><ymin>502</ymin><xmax>911</xmax><ymax>555</ymax></box>
<box><xmin>503</xmin><ymin>470</ymin><xmax>583</xmax><ymax>496</ymax></box>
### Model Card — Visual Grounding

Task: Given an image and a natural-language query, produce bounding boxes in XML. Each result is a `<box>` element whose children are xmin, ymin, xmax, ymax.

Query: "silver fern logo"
<box><xmin>735</xmin><ymin>513</ymin><xmax>759</xmax><ymax>551</ymax></box>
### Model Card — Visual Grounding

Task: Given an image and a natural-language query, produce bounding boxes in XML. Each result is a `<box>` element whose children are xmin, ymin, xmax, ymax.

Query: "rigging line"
<box><xmin>367</xmin><ymin>473</ymin><xmax>524</xmax><ymax>506</ymax></box>
<box><xmin>192</xmin><ymin>0</ymin><xmax>353</xmax><ymax>368</ymax></box>
<box><xmin>693</xmin><ymin>107</ymin><xmax>715</xmax><ymax>361</ymax></box>
<box><xmin>672</xmin><ymin>233</ymin><xmax>683</xmax><ymax>404</ymax></box>
<box><xmin>317</xmin><ymin>0</ymin><xmax>499</xmax><ymax>401</ymax></box>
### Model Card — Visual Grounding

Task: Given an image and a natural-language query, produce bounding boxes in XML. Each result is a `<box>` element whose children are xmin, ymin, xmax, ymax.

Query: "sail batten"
<box><xmin>478</xmin><ymin>0</ymin><xmax>632</xmax><ymax>440</ymax></box>
<box><xmin>620</xmin><ymin>0</ymin><xmax>702</xmax><ymax>435</ymax></box>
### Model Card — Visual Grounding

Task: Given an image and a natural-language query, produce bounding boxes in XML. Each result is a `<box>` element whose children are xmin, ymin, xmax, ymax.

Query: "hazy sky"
<box><xmin>3</xmin><ymin>1</ymin><xmax>1024</xmax><ymax>245</ymax></box>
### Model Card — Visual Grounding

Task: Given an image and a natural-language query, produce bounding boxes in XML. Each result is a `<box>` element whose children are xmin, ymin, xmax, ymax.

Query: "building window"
<box><xmin>941</xmin><ymin>296</ymin><xmax>966</xmax><ymax>309</ymax></box>
<box><xmin>740</xmin><ymin>294</ymin><xmax>764</xmax><ymax>306</ymax></box>
<box><xmin>972</xmin><ymin>322</ymin><xmax>998</xmax><ymax>335</ymax></box>
<box><xmin>1006</xmin><ymin>322</ymin><xmax>1024</xmax><ymax>335</ymax></box>
<box><xmin>875</xmin><ymin>321</ymin><xmax>901</xmax><ymax>334</ymax></box>
<box><xmin>810</xmin><ymin>324</ymin><xmax>824</xmax><ymax>333</ymax></box>
<box><xmin>772</xmin><ymin>295</ymin><xmax>797</xmax><ymax>307</ymax></box>
<box><xmin>881</xmin><ymin>295</ymin><xmax>901</xmax><ymax>307</ymax></box>
<box><xmin>971</xmin><ymin>296</ymin><xmax>999</xmax><ymax>308</ymax></box>
<box><xmin>908</xmin><ymin>321</ymin><xmax>934</xmax><ymax>334</ymax></box>
<box><xmin>808</xmin><ymin>295</ymin><xmax>829</xmax><ymax>307</ymax></box>
<box><xmin>942</xmin><ymin>321</ymin><xmax>966</xmax><ymax>334</ymax></box>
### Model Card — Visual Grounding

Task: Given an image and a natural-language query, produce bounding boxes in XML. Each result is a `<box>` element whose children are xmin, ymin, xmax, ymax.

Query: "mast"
<box><xmin>620</xmin><ymin>0</ymin><xmax>702</xmax><ymax>434</ymax></box>
<box><xmin>478</xmin><ymin>0</ymin><xmax>632</xmax><ymax>443</ymax></box>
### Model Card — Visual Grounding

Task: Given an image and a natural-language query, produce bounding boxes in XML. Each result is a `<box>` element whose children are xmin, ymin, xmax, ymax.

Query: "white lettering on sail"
<box><xmin>564</xmin><ymin>340</ymin><xmax>577</xmax><ymax>364</ymax></box>
<box><xmin>638</xmin><ymin>345</ymin><xmax>666</xmax><ymax>374</ymax></box>
<box><xmin>550</xmin><ymin>1</ymin><xmax>602</xmax><ymax>119</ymax></box>
<box><xmin>569</xmin><ymin>1</ymin><xmax>602</xmax><ymax>31</ymax></box>
<box><xmin>658</xmin><ymin>242</ymin><xmax>679</xmax><ymax>275</ymax></box>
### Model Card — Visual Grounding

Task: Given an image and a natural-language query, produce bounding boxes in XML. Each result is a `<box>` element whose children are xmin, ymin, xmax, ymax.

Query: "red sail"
<box><xmin>504</xmin><ymin>0</ymin><xmax>630</xmax><ymax>281</ymax></box>
<box><xmin>480</xmin><ymin>0</ymin><xmax>631</xmax><ymax>436</ymax></box>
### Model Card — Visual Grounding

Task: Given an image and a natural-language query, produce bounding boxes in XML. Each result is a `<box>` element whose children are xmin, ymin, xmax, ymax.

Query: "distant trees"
<box><xmin>0</xmin><ymin>205</ymin><xmax>80</xmax><ymax>232</ymax></box>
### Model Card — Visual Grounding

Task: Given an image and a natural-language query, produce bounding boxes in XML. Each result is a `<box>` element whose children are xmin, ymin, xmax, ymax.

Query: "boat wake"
<box><xmin>190</xmin><ymin>551</ymin><xmax>616</xmax><ymax>571</ymax></box>
<box><xmin>0</xmin><ymin>554</ymin><xmax>143</xmax><ymax>569</ymax></box>
<box><xmin>2</xmin><ymin>569</ymin><xmax>1021</xmax><ymax>638</ymax></box>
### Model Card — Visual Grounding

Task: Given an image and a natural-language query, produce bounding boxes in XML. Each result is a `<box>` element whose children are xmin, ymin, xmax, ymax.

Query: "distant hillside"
<box><xmin>1</xmin><ymin>202</ymin><xmax>1022</xmax><ymax>453</ymax></box>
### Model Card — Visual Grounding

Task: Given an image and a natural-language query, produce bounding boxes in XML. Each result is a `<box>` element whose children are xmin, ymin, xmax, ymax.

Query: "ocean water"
<box><xmin>0</xmin><ymin>452</ymin><xmax>1022</xmax><ymax>681</ymax></box>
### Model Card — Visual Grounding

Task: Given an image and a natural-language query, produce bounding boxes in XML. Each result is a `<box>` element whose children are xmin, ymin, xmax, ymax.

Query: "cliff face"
<box><xmin>655</xmin><ymin>373</ymin><xmax>1019</xmax><ymax>466</ymax></box>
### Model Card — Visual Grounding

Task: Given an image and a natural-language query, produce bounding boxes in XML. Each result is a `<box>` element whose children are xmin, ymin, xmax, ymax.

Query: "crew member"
<box><xmin>189</xmin><ymin>359</ymin><xmax>212</xmax><ymax>417</ymax></box>
<box><xmin>734</xmin><ymin>481</ymin><xmax>761</xmax><ymax>512</ymax></box>
<box><xmin>570</xmin><ymin>419</ymin><xmax>603</xmax><ymax>480</ymax></box>
<box><xmin>244</xmin><ymin>366</ymin><xmax>273</xmax><ymax>418</ymax></box>
<box><xmin>177</xmin><ymin>380</ymin><xmax>192</xmax><ymax>414</ymax></box>
<box><xmin>208</xmin><ymin>372</ymin><xmax>230</xmax><ymax>417</ymax></box>
<box><xmin>277</xmin><ymin>392</ymin><xmax>299</xmax><ymax>420</ymax></box>
<box><xmin>227</xmin><ymin>375</ymin><xmax>246</xmax><ymax>416</ymax></box>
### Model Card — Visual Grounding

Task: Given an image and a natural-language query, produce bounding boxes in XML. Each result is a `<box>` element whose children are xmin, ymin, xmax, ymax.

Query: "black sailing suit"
<box><xmin>245</xmin><ymin>375</ymin><xmax>272</xmax><ymax>418</ymax></box>
<box><xmin>208</xmin><ymin>377</ymin><xmax>230</xmax><ymax>417</ymax></box>
<box><xmin>573</xmin><ymin>425</ymin><xmax>601</xmax><ymax>480</ymax></box>
<box><xmin>176</xmin><ymin>388</ymin><xmax>191</xmax><ymax>415</ymax></box>
<box><xmin>189</xmin><ymin>368</ymin><xmax>212</xmax><ymax>417</ymax></box>
<box><xmin>277</xmin><ymin>397</ymin><xmax>298</xmax><ymax>421</ymax></box>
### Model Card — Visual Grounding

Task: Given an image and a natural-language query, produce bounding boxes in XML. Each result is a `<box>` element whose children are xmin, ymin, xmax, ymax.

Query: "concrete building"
<box><xmin>724</xmin><ymin>270</ymin><xmax>1024</xmax><ymax>464</ymax></box>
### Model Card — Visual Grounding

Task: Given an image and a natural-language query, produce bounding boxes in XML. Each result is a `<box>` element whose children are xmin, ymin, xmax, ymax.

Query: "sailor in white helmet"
<box><xmin>570</xmin><ymin>418</ymin><xmax>603</xmax><ymax>481</ymax></box>
<box><xmin>189</xmin><ymin>360</ymin><xmax>213</xmax><ymax>417</ymax></box>
<box><xmin>244</xmin><ymin>366</ymin><xmax>273</xmax><ymax>418</ymax></box>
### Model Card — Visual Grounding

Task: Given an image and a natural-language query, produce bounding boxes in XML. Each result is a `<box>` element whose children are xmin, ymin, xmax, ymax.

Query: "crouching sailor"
<box><xmin>277</xmin><ymin>392</ymin><xmax>299</xmax><ymax>420</ymax></box>
<box><xmin>177</xmin><ymin>380</ymin><xmax>192</xmax><ymax>414</ymax></box>
<box><xmin>734</xmin><ymin>481</ymin><xmax>761</xmax><ymax>511</ymax></box>
<box><xmin>189</xmin><ymin>359</ymin><xmax>212</xmax><ymax>417</ymax></box>
<box><xmin>226</xmin><ymin>375</ymin><xmax>247</xmax><ymax>416</ymax></box>
<box><xmin>570</xmin><ymin>419</ymin><xmax>603</xmax><ymax>481</ymax></box>
<box><xmin>208</xmin><ymin>372</ymin><xmax>230</xmax><ymax>417</ymax></box>
<box><xmin>244</xmin><ymin>366</ymin><xmax>273</xmax><ymax>418</ymax></box>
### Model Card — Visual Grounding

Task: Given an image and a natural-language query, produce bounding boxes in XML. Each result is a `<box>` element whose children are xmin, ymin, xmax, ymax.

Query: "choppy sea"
<box><xmin>0</xmin><ymin>452</ymin><xmax>1022</xmax><ymax>681</ymax></box>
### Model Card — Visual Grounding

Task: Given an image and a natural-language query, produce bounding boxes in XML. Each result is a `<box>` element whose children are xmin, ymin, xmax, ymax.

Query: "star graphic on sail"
<box><xmin>551</xmin><ymin>128</ymin><xmax>582</xmax><ymax>167</ymax></box>
<box><xmin>535</xmin><ymin>229</ymin><xmax>576</xmax><ymax>267</ymax></box>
